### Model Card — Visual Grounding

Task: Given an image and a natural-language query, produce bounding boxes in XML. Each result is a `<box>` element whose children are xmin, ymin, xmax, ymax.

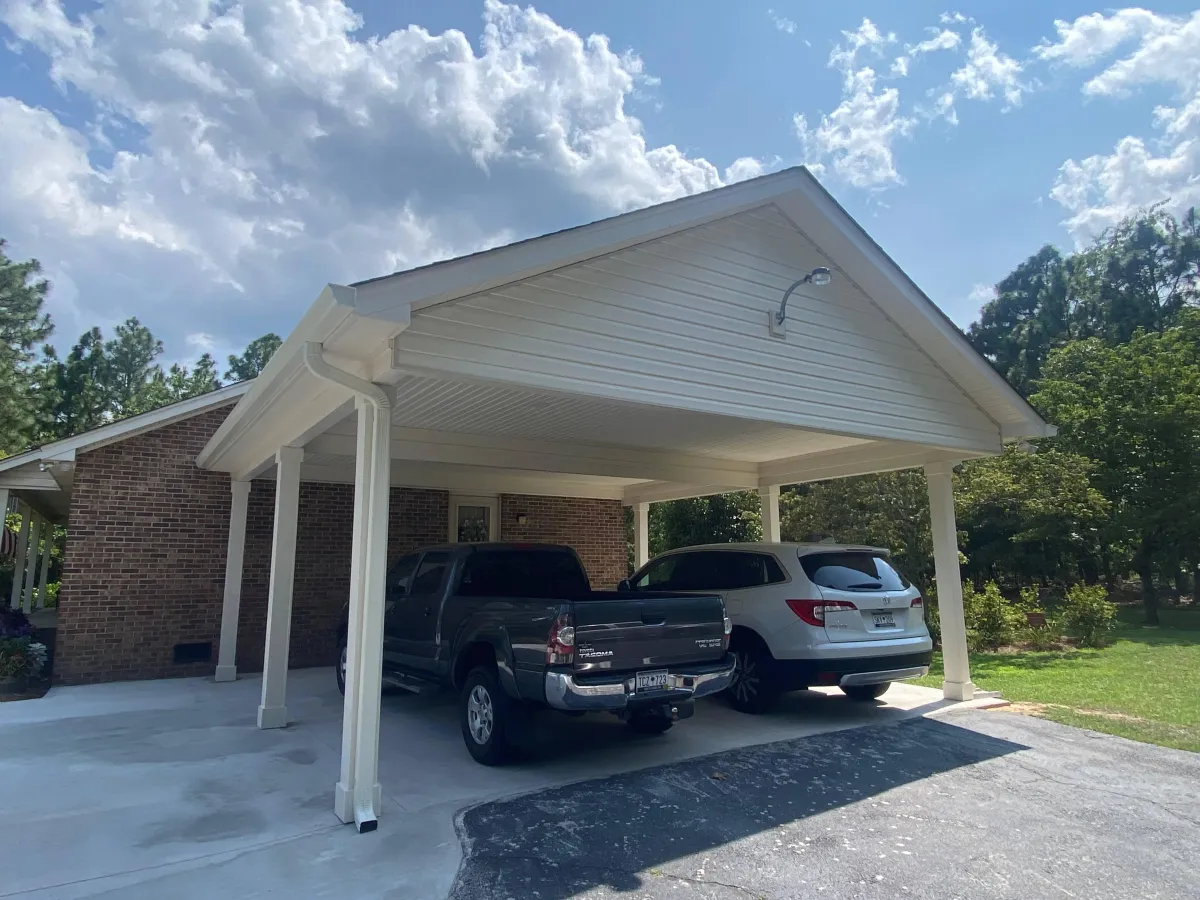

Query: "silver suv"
<box><xmin>625</xmin><ymin>543</ymin><xmax>932</xmax><ymax>713</ymax></box>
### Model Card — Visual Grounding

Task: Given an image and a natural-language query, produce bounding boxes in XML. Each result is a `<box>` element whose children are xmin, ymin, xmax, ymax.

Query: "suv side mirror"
<box><xmin>617</xmin><ymin>578</ymin><xmax>632</xmax><ymax>592</ymax></box>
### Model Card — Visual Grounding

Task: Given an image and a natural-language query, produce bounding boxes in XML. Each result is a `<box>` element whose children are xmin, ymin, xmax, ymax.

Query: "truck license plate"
<box><xmin>635</xmin><ymin>670</ymin><xmax>669</xmax><ymax>692</ymax></box>
<box><xmin>872</xmin><ymin>613</ymin><xmax>896</xmax><ymax>627</ymax></box>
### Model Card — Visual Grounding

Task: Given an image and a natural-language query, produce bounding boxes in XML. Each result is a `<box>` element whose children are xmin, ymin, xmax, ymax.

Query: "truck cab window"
<box><xmin>386</xmin><ymin>553</ymin><xmax>421</xmax><ymax>593</ymax></box>
<box><xmin>410</xmin><ymin>551</ymin><xmax>451</xmax><ymax>596</ymax></box>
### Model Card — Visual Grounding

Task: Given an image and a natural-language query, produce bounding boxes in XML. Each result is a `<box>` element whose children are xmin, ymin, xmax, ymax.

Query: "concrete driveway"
<box><xmin>451</xmin><ymin>708</ymin><xmax>1200</xmax><ymax>899</ymax></box>
<box><xmin>0</xmin><ymin>668</ymin><xmax>952</xmax><ymax>899</ymax></box>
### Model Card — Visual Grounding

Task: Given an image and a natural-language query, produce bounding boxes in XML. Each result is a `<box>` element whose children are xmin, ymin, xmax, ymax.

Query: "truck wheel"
<box><xmin>841</xmin><ymin>682</ymin><xmax>890</xmax><ymax>702</ymax></box>
<box><xmin>335</xmin><ymin>640</ymin><xmax>347</xmax><ymax>697</ymax></box>
<box><xmin>726</xmin><ymin>634</ymin><xmax>779</xmax><ymax>714</ymax></box>
<box><xmin>626</xmin><ymin>710</ymin><xmax>673</xmax><ymax>735</ymax></box>
<box><xmin>461</xmin><ymin>666</ymin><xmax>513</xmax><ymax>765</ymax></box>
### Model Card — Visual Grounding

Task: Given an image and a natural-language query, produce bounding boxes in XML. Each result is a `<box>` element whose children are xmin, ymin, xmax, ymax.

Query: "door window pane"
<box><xmin>634</xmin><ymin>555</ymin><xmax>679</xmax><ymax>589</ymax></box>
<box><xmin>410</xmin><ymin>551</ymin><xmax>451</xmax><ymax>596</ymax></box>
<box><xmin>386</xmin><ymin>553</ymin><xmax>421</xmax><ymax>593</ymax></box>
<box><xmin>457</xmin><ymin>504</ymin><xmax>491</xmax><ymax>542</ymax></box>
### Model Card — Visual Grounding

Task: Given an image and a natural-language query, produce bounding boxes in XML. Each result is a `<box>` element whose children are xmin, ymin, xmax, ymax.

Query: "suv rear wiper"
<box><xmin>845</xmin><ymin>582</ymin><xmax>883</xmax><ymax>590</ymax></box>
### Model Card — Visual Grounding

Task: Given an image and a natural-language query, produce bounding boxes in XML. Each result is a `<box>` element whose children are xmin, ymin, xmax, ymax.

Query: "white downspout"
<box><xmin>303</xmin><ymin>342</ymin><xmax>392</xmax><ymax>834</ymax></box>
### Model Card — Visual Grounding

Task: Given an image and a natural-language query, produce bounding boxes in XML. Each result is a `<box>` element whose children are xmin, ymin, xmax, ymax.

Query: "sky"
<box><xmin>1</xmin><ymin>1</ymin><xmax>1198</xmax><ymax>370</ymax></box>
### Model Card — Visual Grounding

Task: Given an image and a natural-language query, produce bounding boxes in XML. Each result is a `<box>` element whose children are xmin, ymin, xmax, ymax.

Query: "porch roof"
<box><xmin>196</xmin><ymin>167</ymin><xmax>1050</xmax><ymax>499</ymax></box>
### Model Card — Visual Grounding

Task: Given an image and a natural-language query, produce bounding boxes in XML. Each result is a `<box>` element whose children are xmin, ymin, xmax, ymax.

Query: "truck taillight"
<box><xmin>786</xmin><ymin>598</ymin><xmax>856</xmax><ymax>626</ymax></box>
<box><xmin>722</xmin><ymin>615</ymin><xmax>732</xmax><ymax>651</ymax></box>
<box><xmin>546</xmin><ymin>612</ymin><xmax>575</xmax><ymax>665</ymax></box>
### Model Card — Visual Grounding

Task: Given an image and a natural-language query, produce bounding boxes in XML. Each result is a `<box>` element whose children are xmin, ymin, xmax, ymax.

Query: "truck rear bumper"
<box><xmin>544</xmin><ymin>655</ymin><xmax>736</xmax><ymax>712</ymax></box>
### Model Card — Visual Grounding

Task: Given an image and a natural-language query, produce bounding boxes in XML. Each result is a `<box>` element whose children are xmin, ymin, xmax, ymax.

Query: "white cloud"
<box><xmin>829</xmin><ymin>18</ymin><xmax>896</xmax><ymax>80</ymax></box>
<box><xmin>891</xmin><ymin>28</ymin><xmax>961</xmax><ymax>77</ymax></box>
<box><xmin>940</xmin><ymin>12</ymin><xmax>970</xmax><ymax>26</ymax></box>
<box><xmin>967</xmin><ymin>283</ymin><xmax>996</xmax><ymax>306</ymax></box>
<box><xmin>950</xmin><ymin>27</ymin><xmax>1028</xmax><ymax>110</ymax></box>
<box><xmin>0</xmin><ymin>0</ymin><xmax>764</xmax><ymax>358</ymax></box>
<box><xmin>794</xmin><ymin>67</ymin><xmax>916</xmax><ymax>189</ymax></box>
<box><xmin>767</xmin><ymin>9</ymin><xmax>796</xmax><ymax>35</ymax></box>
<box><xmin>1038</xmin><ymin>9</ymin><xmax>1200</xmax><ymax>239</ymax></box>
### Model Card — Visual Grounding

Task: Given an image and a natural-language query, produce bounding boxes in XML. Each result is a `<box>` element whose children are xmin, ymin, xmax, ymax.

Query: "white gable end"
<box><xmin>390</xmin><ymin>205</ymin><xmax>1001</xmax><ymax>453</ymax></box>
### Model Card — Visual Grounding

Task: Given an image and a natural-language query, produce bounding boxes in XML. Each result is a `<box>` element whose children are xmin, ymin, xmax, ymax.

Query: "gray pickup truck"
<box><xmin>336</xmin><ymin>542</ymin><xmax>735</xmax><ymax>764</ymax></box>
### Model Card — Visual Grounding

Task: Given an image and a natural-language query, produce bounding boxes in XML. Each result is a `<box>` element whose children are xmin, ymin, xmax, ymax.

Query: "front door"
<box><xmin>392</xmin><ymin>550</ymin><xmax>452</xmax><ymax>673</ymax></box>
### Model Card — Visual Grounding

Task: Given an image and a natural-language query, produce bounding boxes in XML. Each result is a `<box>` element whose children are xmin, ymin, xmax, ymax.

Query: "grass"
<box><xmin>915</xmin><ymin>606</ymin><xmax>1200</xmax><ymax>752</ymax></box>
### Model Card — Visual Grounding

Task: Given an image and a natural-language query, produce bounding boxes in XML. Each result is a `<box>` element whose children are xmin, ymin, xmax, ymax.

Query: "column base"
<box><xmin>257</xmin><ymin>704</ymin><xmax>288</xmax><ymax>729</ymax></box>
<box><xmin>943</xmin><ymin>680</ymin><xmax>977</xmax><ymax>702</ymax></box>
<box><xmin>214</xmin><ymin>665</ymin><xmax>237</xmax><ymax>683</ymax></box>
<box><xmin>334</xmin><ymin>781</ymin><xmax>382</xmax><ymax>825</ymax></box>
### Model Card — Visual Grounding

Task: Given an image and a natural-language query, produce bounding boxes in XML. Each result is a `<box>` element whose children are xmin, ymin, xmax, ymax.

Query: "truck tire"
<box><xmin>335</xmin><ymin>639</ymin><xmax>347</xmax><ymax>697</ymax></box>
<box><xmin>841</xmin><ymin>682</ymin><xmax>890</xmax><ymax>702</ymax></box>
<box><xmin>626</xmin><ymin>710</ymin><xmax>674</xmax><ymax>735</ymax></box>
<box><xmin>461</xmin><ymin>665</ymin><xmax>514</xmax><ymax>765</ymax></box>
<box><xmin>726</xmin><ymin>633</ymin><xmax>780</xmax><ymax>714</ymax></box>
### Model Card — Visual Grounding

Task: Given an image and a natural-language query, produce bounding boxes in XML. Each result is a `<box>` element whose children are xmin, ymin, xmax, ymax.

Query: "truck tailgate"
<box><xmin>572</xmin><ymin>592</ymin><xmax>727</xmax><ymax>674</ymax></box>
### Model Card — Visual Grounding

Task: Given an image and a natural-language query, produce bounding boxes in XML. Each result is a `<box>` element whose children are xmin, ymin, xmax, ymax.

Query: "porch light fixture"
<box><xmin>770</xmin><ymin>266</ymin><xmax>833</xmax><ymax>338</ymax></box>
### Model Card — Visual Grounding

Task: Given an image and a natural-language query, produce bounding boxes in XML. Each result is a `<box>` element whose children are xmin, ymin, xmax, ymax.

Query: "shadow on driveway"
<box><xmin>450</xmin><ymin>715</ymin><xmax>1026</xmax><ymax>899</ymax></box>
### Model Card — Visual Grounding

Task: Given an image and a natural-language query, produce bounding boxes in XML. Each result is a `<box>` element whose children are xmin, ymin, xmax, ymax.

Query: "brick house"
<box><xmin>0</xmin><ymin>168</ymin><xmax>1052</xmax><ymax>830</ymax></box>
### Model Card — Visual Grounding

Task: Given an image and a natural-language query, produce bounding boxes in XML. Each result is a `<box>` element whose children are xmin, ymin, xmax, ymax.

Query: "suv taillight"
<box><xmin>546</xmin><ymin>612</ymin><xmax>575</xmax><ymax>665</ymax></box>
<box><xmin>787</xmin><ymin>598</ymin><xmax>857</xmax><ymax>626</ymax></box>
<box><xmin>911</xmin><ymin>596</ymin><xmax>923</xmax><ymax>608</ymax></box>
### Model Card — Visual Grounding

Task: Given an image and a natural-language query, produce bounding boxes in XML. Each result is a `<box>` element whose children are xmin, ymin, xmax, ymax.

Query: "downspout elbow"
<box><xmin>302</xmin><ymin>341</ymin><xmax>391</xmax><ymax>411</ymax></box>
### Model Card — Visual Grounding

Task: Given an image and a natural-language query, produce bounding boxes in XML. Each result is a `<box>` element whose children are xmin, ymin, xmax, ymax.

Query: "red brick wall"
<box><xmin>499</xmin><ymin>494</ymin><xmax>627</xmax><ymax>589</ymax></box>
<box><xmin>55</xmin><ymin>406</ymin><xmax>625</xmax><ymax>683</ymax></box>
<box><xmin>56</xmin><ymin>405</ymin><xmax>238</xmax><ymax>684</ymax></box>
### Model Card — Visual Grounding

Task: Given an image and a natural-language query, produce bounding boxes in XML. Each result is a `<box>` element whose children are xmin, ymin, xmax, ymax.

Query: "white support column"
<box><xmin>9</xmin><ymin>505</ymin><xmax>30</xmax><ymax>610</ymax></box>
<box><xmin>215</xmin><ymin>480</ymin><xmax>251</xmax><ymax>682</ymax></box>
<box><xmin>21</xmin><ymin>511</ymin><xmax>42</xmax><ymax>613</ymax></box>
<box><xmin>335</xmin><ymin>395</ymin><xmax>391</xmax><ymax>831</ymax></box>
<box><xmin>633</xmin><ymin>502</ymin><xmax>650</xmax><ymax>568</ymax></box>
<box><xmin>925</xmin><ymin>462</ymin><xmax>975</xmax><ymax>702</ymax></box>
<box><xmin>759</xmin><ymin>485</ymin><xmax>781</xmax><ymax>543</ymax></box>
<box><xmin>258</xmin><ymin>446</ymin><xmax>304</xmax><ymax>729</ymax></box>
<box><xmin>35</xmin><ymin>519</ymin><xmax>52</xmax><ymax>608</ymax></box>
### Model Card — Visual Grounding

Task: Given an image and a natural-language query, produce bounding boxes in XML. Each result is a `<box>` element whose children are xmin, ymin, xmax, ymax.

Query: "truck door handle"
<box><xmin>424</xmin><ymin>606</ymin><xmax>432</xmax><ymax>616</ymax></box>
<box><xmin>641</xmin><ymin>616</ymin><xmax>666</xmax><ymax>626</ymax></box>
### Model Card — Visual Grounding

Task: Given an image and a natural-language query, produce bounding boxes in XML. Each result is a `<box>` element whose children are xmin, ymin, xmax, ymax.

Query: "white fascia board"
<box><xmin>297</xmin><ymin>462</ymin><xmax>628</xmax><ymax>501</ymax></box>
<box><xmin>0</xmin><ymin>383</ymin><xmax>250</xmax><ymax>476</ymax></box>
<box><xmin>775</xmin><ymin>171</ymin><xmax>1050</xmax><ymax>441</ymax></box>
<box><xmin>759</xmin><ymin>441</ymin><xmax>987</xmax><ymax>487</ymax></box>
<box><xmin>305</xmin><ymin>429</ymin><xmax>760</xmax><ymax>487</ymax></box>
<box><xmin>0</xmin><ymin>464</ymin><xmax>60</xmax><ymax>490</ymax></box>
<box><xmin>622</xmin><ymin>481</ymin><xmax>749</xmax><ymax>505</ymax></box>
<box><xmin>198</xmin><ymin>285</ymin><xmax>359</xmax><ymax>471</ymax></box>
<box><xmin>350</xmin><ymin>169</ymin><xmax>810</xmax><ymax>319</ymax></box>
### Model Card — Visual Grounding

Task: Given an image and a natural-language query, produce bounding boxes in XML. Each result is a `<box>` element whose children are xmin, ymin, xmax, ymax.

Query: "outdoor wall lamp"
<box><xmin>770</xmin><ymin>266</ymin><xmax>833</xmax><ymax>338</ymax></box>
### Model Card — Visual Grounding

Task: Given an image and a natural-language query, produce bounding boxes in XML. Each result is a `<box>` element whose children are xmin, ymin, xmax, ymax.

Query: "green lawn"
<box><xmin>915</xmin><ymin>607</ymin><xmax>1200</xmax><ymax>752</ymax></box>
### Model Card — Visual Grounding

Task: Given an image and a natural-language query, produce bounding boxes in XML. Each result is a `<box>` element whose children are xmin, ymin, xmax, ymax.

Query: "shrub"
<box><xmin>1060</xmin><ymin>583</ymin><xmax>1117</xmax><ymax>648</ymax></box>
<box><xmin>963</xmin><ymin>581</ymin><xmax>1025</xmax><ymax>651</ymax></box>
<box><xmin>0</xmin><ymin>636</ymin><xmax>48</xmax><ymax>679</ymax></box>
<box><xmin>923</xmin><ymin>597</ymin><xmax>942</xmax><ymax>648</ymax></box>
<box><xmin>1016</xmin><ymin>622</ymin><xmax>1062</xmax><ymax>651</ymax></box>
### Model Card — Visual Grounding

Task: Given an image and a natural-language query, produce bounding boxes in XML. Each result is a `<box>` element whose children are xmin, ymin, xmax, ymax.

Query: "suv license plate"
<box><xmin>872</xmin><ymin>613</ymin><xmax>896</xmax><ymax>627</ymax></box>
<box><xmin>635</xmin><ymin>670</ymin><xmax>669</xmax><ymax>692</ymax></box>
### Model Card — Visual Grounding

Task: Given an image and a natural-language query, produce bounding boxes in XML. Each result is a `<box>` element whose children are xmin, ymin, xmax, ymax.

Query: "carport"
<box><xmin>195</xmin><ymin>167</ymin><xmax>1052</xmax><ymax>832</ymax></box>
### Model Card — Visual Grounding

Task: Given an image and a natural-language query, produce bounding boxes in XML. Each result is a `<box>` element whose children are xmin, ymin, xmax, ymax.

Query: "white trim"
<box><xmin>258</xmin><ymin>445</ymin><xmax>303</xmax><ymax>730</ymax></box>
<box><xmin>925</xmin><ymin>461</ymin><xmax>974</xmax><ymax>701</ymax></box>
<box><xmin>0</xmin><ymin>382</ymin><xmax>252</xmax><ymax>476</ymax></box>
<box><xmin>449</xmin><ymin>494</ymin><xmax>499</xmax><ymax>543</ymax></box>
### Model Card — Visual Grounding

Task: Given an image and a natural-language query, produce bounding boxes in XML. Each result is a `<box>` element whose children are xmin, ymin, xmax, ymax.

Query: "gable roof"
<box><xmin>0</xmin><ymin>381</ymin><xmax>252</xmax><ymax>475</ymax></box>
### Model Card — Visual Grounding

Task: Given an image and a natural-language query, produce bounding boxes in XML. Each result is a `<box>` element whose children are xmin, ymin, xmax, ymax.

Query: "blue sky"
<box><xmin>1</xmin><ymin>1</ymin><xmax>1198</xmax><ymax>367</ymax></box>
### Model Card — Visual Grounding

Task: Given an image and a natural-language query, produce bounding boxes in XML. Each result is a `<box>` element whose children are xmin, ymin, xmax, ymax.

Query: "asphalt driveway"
<box><xmin>450</xmin><ymin>708</ymin><xmax>1200</xmax><ymax>899</ymax></box>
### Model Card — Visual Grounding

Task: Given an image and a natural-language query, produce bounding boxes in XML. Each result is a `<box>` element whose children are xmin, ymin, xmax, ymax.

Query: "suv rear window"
<box><xmin>458</xmin><ymin>549</ymin><xmax>590</xmax><ymax>599</ymax></box>
<box><xmin>800</xmin><ymin>552</ymin><xmax>910</xmax><ymax>592</ymax></box>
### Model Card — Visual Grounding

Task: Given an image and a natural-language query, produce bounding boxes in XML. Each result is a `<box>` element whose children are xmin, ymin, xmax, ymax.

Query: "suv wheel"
<box><xmin>726</xmin><ymin>635</ymin><xmax>779</xmax><ymax>714</ymax></box>
<box><xmin>335</xmin><ymin>640</ymin><xmax>347</xmax><ymax>697</ymax></box>
<box><xmin>841</xmin><ymin>682</ymin><xmax>890</xmax><ymax>702</ymax></box>
<box><xmin>461</xmin><ymin>666</ymin><xmax>513</xmax><ymax>765</ymax></box>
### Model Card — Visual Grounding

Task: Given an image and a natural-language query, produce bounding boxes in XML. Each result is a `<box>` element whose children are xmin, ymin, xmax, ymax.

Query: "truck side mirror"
<box><xmin>618</xmin><ymin>578</ymin><xmax>632</xmax><ymax>592</ymax></box>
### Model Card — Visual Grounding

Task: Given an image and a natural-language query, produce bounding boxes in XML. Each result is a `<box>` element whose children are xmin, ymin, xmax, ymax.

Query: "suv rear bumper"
<box><xmin>545</xmin><ymin>655</ymin><xmax>736</xmax><ymax>712</ymax></box>
<box><xmin>771</xmin><ymin>651</ymin><xmax>932</xmax><ymax>691</ymax></box>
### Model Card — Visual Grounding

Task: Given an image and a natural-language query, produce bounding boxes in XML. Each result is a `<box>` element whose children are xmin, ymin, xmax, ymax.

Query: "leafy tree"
<box><xmin>0</xmin><ymin>241</ymin><xmax>52</xmax><ymax>455</ymax></box>
<box><xmin>1032</xmin><ymin>312</ymin><xmax>1200</xmax><ymax>625</ymax></box>
<box><xmin>648</xmin><ymin>492</ymin><xmax>762</xmax><ymax>555</ymax></box>
<box><xmin>225</xmin><ymin>332</ymin><xmax>282</xmax><ymax>382</ymax></box>
<box><xmin>956</xmin><ymin>446</ymin><xmax>1110</xmax><ymax>589</ymax></box>
<box><xmin>103</xmin><ymin>317</ymin><xmax>165</xmax><ymax>417</ymax></box>
<box><xmin>780</xmin><ymin>471</ymin><xmax>934</xmax><ymax>588</ymax></box>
